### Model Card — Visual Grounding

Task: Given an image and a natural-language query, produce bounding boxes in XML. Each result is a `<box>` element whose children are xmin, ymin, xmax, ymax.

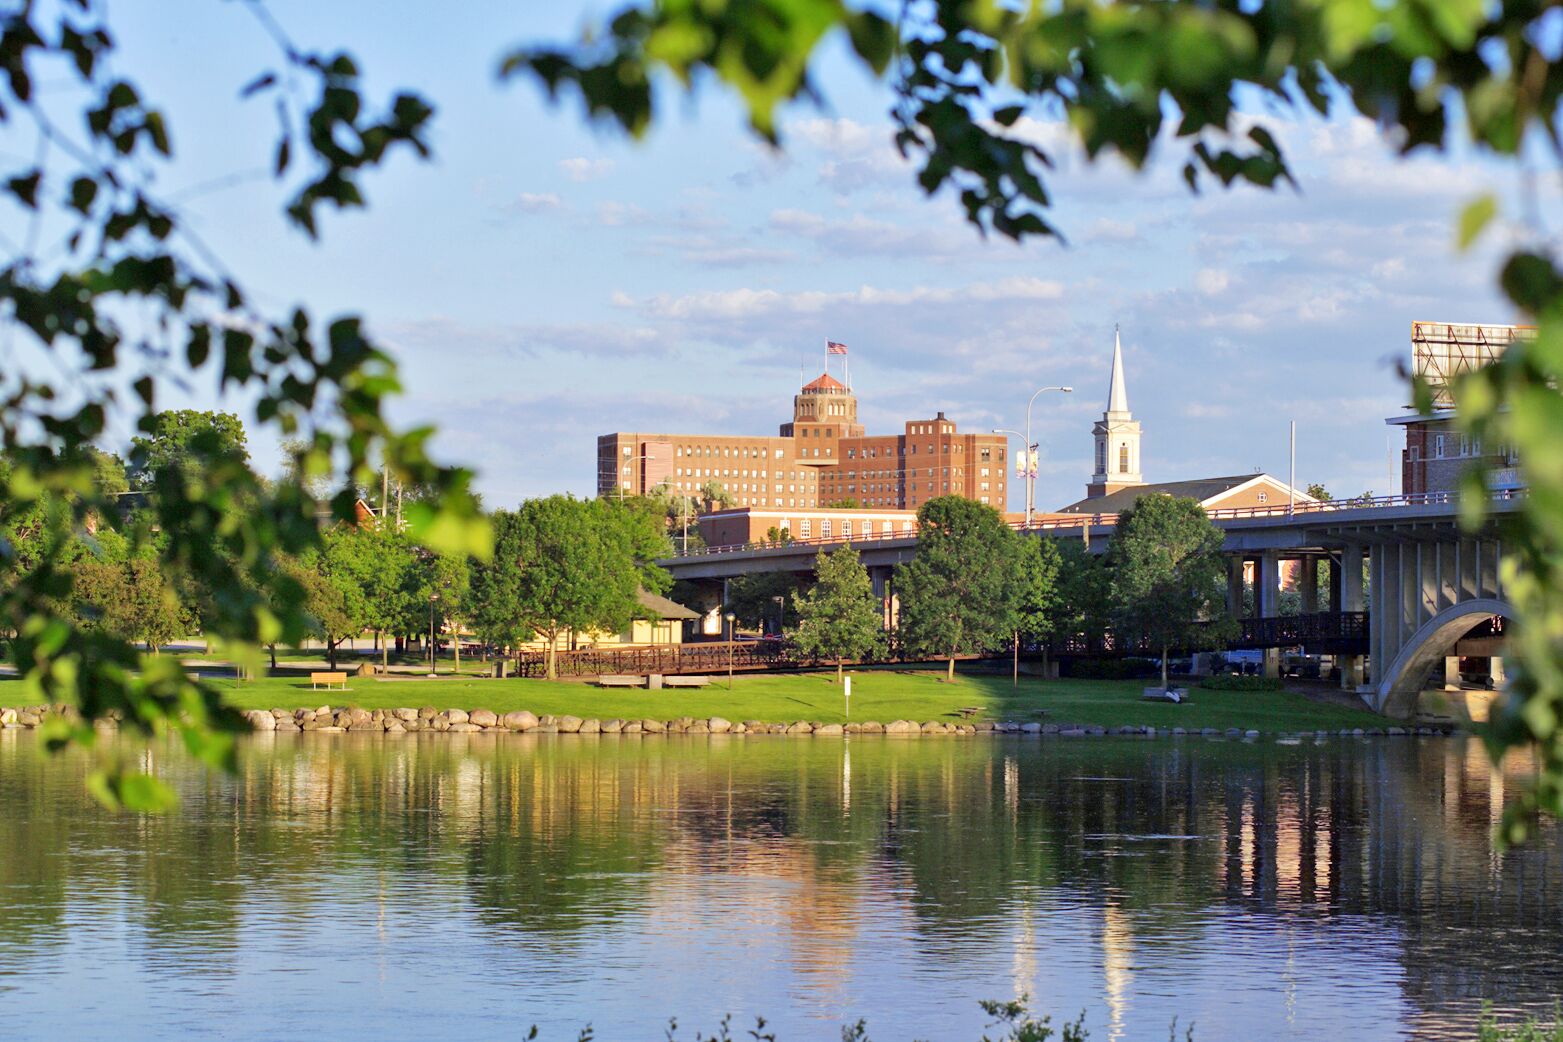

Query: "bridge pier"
<box><xmin>1259</xmin><ymin>552</ymin><xmax>1281</xmax><ymax>678</ymax></box>
<box><xmin>1338</xmin><ymin>543</ymin><xmax>1365</xmax><ymax>691</ymax></box>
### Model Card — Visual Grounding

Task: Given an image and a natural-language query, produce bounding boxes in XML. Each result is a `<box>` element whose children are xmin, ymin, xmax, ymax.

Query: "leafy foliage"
<box><xmin>895</xmin><ymin>497</ymin><xmax>1021</xmax><ymax>681</ymax></box>
<box><xmin>788</xmin><ymin>544</ymin><xmax>883</xmax><ymax>680</ymax></box>
<box><xmin>1107</xmin><ymin>496</ymin><xmax>1231</xmax><ymax>690</ymax></box>
<box><xmin>0</xmin><ymin>1</ymin><xmax>488</xmax><ymax>807</ymax></box>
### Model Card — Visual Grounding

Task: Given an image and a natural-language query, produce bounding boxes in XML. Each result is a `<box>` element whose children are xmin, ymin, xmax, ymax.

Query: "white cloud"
<box><xmin>559</xmin><ymin>157</ymin><xmax>615</xmax><ymax>182</ymax></box>
<box><xmin>510</xmin><ymin>192</ymin><xmax>562</xmax><ymax>214</ymax></box>
<box><xmin>1194</xmin><ymin>268</ymin><xmax>1231</xmax><ymax>296</ymax></box>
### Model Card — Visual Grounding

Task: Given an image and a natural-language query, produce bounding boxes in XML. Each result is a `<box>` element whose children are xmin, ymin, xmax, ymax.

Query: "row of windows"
<box><xmin>1411</xmin><ymin>433</ymin><xmax>1485</xmax><ymax>462</ymax></box>
<box><xmin>783</xmin><ymin>518</ymin><xmax>916</xmax><ymax>540</ymax></box>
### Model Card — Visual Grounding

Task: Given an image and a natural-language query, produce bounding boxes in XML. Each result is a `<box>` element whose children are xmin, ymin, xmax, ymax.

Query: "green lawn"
<box><xmin>204</xmin><ymin>667</ymin><xmax>1390</xmax><ymax>732</ymax></box>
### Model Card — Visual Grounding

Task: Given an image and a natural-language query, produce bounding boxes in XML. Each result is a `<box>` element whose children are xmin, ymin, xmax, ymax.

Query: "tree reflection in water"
<box><xmin>0</xmin><ymin>730</ymin><xmax>1558</xmax><ymax>1041</ymax></box>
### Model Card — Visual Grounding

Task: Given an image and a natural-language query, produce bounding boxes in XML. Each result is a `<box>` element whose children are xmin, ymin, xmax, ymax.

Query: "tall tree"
<box><xmin>726</xmin><ymin>571</ymin><xmax>803</xmax><ymax>634</ymax></box>
<box><xmin>1053</xmin><ymin>539</ymin><xmax>1113</xmax><ymax>655</ymax></box>
<box><xmin>469</xmin><ymin>510</ymin><xmax>530</xmax><ymax>659</ymax></box>
<box><xmin>894</xmin><ymin>497</ymin><xmax>1021</xmax><ymax>682</ymax></box>
<box><xmin>1107</xmin><ymin>495</ymin><xmax>1232</xmax><ymax>692</ymax></box>
<box><xmin>128</xmin><ymin>411</ymin><xmax>250</xmax><ymax>490</ymax></box>
<box><xmin>314</xmin><ymin>528</ymin><xmax>377</xmax><ymax>670</ymax></box>
<box><xmin>1008</xmin><ymin>536</ymin><xmax>1062</xmax><ymax>685</ymax></box>
<box><xmin>71</xmin><ymin>556</ymin><xmax>187</xmax><ymax>654</ymax></box>
<box><xmin>788</xmin><ymin>545</ymin><xmax>883</xmax><ymax>682</ymax></box>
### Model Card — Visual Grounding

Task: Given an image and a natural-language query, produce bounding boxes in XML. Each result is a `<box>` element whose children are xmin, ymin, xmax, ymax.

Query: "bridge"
<box><xmin>658</xmin><ymin>493</ymin><xmax>1524</xmax><ymax>717</ymax></box>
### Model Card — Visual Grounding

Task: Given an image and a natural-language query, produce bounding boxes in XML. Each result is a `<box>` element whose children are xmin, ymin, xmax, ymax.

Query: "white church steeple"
<box><xmin>1087</xmin><ymin>325</ymin><xmax>1144</xmax><ymax>499</ymax></box>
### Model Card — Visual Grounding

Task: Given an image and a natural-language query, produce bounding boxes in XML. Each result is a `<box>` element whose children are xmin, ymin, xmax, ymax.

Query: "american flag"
<box><xmin>826</xmin><ymin>340</ymin><xmax>848</xmax><ymax>355</ymax></box>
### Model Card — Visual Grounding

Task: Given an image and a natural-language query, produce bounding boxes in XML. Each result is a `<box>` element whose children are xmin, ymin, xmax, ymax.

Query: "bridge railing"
<box><xmin>1047</xmin><ymin>611</ymin><xmax>1370</xmax><ymax>656</ymax></box>
<box><xmin>667</xmin><ymin>490</ymin><xmax>1527</xmax><ymax>559</ymax></box>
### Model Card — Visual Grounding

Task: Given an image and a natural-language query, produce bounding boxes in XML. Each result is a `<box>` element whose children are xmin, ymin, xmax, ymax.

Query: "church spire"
<box><xmin>1086</xmin><ymin>324</ymin><xmax>1144</xmax><ymax>499</ymax></box>
<box><xmin>1106</xmin><ymin>323</ymin><xmax>1130</xmax><ymax>416</ymax></box>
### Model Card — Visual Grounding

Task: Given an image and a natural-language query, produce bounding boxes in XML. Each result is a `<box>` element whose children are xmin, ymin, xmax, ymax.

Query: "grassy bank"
<box><xmin>206</xmin><ymin>668</ymin><xmax>1390</xmax><ymax>732</ymax></box>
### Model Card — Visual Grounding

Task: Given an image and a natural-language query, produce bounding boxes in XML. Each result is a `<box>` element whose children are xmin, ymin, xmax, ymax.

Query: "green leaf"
<box><xmin>1457</xmin><ymin>193</ymin><xmax>1497</xmax><ymax>251</ymax></box>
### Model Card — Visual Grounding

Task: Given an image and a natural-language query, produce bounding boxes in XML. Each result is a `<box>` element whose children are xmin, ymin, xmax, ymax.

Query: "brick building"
<box><xmin>597</xmin><ymin>370</ymin><xmax>1008</xmax><ymax>511</ymax></box>
<box><xmin>1387</xmin><ymin>321</ymin><xmax>1529</xmax><ymax>497</ymax></box>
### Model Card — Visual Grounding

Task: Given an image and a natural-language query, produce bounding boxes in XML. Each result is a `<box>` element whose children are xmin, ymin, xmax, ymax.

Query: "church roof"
<box><xmin>1055</xmin><ymin>474</ymin><xmax>1314</xmax><ymax>515</ymax></box>
<box><xmin>801</xmin><ymin>372</ymin><xmax>847</xmax><ymax>393</ymax></box>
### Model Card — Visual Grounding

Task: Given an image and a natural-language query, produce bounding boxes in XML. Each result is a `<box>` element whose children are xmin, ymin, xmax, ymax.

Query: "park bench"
<box><xmin>956</xmin><ymin>705</ymin><xmax>985</xmax><ymax>719</ymax></box>
<box><xmin>310</xmin><ymin>671</ymin><xmax>348</xmax><ymax>691</ymax></box>
<box><xmin>664</xmin><ymin>676</ymin><xmax>711</xmax><ymax>689</ymax></box>
<box><xmin>598</xmin><ymin>675</ymin><xmax>645</xmax><ymax>688</ymax></box>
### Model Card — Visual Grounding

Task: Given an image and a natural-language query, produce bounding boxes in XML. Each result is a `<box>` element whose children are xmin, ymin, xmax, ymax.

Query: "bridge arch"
<box><xmin>1373</xmin><ymin>597</ymin><xmax>1511</xmax><ymax>717</ymax></box>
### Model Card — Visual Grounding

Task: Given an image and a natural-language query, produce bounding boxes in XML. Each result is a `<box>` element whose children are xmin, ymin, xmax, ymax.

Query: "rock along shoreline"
<box><xmin>0</xmin><ymin>704</ymin><xmax>1462</xmax><ymax>740</ymax></box>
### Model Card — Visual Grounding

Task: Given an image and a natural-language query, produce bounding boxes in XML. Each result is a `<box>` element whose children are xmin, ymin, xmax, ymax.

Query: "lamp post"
<box><xmin>427</xmin><ymin>592</ymin><xmax>440</xmax><ymax>677</ymax></box>
<box><xmin>725</xmin><ymin>612</ymin><xmax>737</xmax><ymax>689</ymax></box>
<box><xmin>993</xmin><ymin>426</ymin><xmax>1030</xmax><ymax>522</ymax></box>
<box><xmin>771</xmin><ymin>595</ymin><xmax>785</xmax><ymax>637</ymax></box>
<box><xmin>614</xmin><ymin>451</ymin><xmax>656</xmax><ymax>501</ymax></box>
<box><xmin>1020</xmin><ymin>386</ymin><xmax>1073</xmax><ymax>528</ymax></box>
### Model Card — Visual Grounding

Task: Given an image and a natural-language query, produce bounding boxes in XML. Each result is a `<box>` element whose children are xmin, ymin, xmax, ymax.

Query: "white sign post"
<box><xmin>843</xmin><ymin>674</ymin><xmax>851</xmax><ymax>721</ymax></box>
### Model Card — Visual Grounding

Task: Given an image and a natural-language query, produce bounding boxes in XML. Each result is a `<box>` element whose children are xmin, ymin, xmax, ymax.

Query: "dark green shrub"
<box><xmin>1198</xmin><ymin>675</ymin><xmax>1282</xmax><ymax>692</ymax></box>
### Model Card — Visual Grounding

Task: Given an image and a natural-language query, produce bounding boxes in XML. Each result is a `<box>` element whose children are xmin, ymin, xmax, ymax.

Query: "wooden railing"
<box><xmin>514</xmin><ymin>640</ymin><xmax>790</xmax><ymax>679</ymax></box>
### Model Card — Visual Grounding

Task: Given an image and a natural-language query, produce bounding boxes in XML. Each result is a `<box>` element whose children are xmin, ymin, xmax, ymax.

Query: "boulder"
<box><xmin>641</xmin><ymin>718</ymin><xmax>665</xmax><ymax>734</ymax></box>
<box><xmin>1042</xmin><ymin>724</ymin><xmax>1060</xmax><ymax>734</ymax></box>
<box><xmin>0</xmin><ymin>708</ymin><xmax>18</xmax><ymax>725</ymax></box>
<box><xmin>418</xmin><ymin>706</ymin><xmax>437</xmax><ymax>720</ymax></box>
<box><xmin>814</xmin><ymin>723</ymin><xmax>844</xmax><ymax>737</ymax></box>
<box><xmin>246</xmin><ymin>710</ymin><xmax>276</xmax><ymax>731</ymax></box>
<box><xmin>17</xmin><ymin>712</ymin><xmax>40</xmax><ymax>727</ymax></box>
<box><xmin>622</xmin><ymin>720</ymin><xmax>643</xmax><ymax>734</ymax></box>
<box><xmin>315</xmin><ymin>705</ymin><xmax>331</xmax><ymax>717</ymax></box>
<box><xmin>579</xmin><ymin>718</ymin><xmax>601</xmax><ymax>734</ymax></box>
<box><xmin>274</xmin><ymin>720</ymin><xmax>301</xmax><ymax>732</ymax></box>
<box><xmin>384</xmin><ymin>721</ymin><xmax>406</xmax><ymax>733</ymax></box>
<box><xmin>470</xmin><ymin>709</ymin><xmax>498</xmax><ymax>728</ymax></box>
<box><xmin>742</xmin><ymin>721</ymin><xmax>764</xmax><ymax>732</ymax></box>
<box><xmin>445</xmin><ymin>708</ymin><xmax>470</xmax><ymax>725</ymax></box>
<box><xmin>687</xmin><ymin>720</ymin><xmax>710</xmax><ymax>735</ymax></box>
<box><xmin>448</xmin><ymin>722</ymin><xmax>482</xmax><ymax>733</ymax></box>
<box><xmin>402</xmin><ymin>719</ymin><xmax>422</xmax><ymax>732</ymax></box>
<box><xmin>295</xmin><ymin>709</ymin><xmax>314</xmax><ymax>723</ymax></box>
<box><xmin>557</xmin><ymin>715</ymin><xmax>583</xmax><ymax>734</ymax></box>
<box><xmin>730</xmin><ymin>722</ymin><xmax>747</xmax><ymax>734</ymax></box>
<box><xmin>502</xmin><ymin>711</ymin><xmax>539</xmax><ymax>731</ymax></box>
<box><xmin>271</xmin><ymin>709</ymin><xmax>292</xmax><ymax>720</ymax></box>
<box><xmin>920</xmin><ymin>721</ymin><xmax>947</xmax><ymax>735</ymax></box>
<box><xmin>601</xmin><ymin>719</ymin><xmax>623</xmax><ymax>733</ymax></box>
<box><xmin>394</xmin><ymin>708</ymin><xmax>419</xmax><ymax>722</ymax></box>
<box><xmin>885</xmin><ymin>720</ymin><xmax>917</xmax><ymax>735</ymax></box>
<box><xmin>1021</xmin><ymin>722</ymin><xmax>1043</xmax><ymax>735</ymax></box>
<box><xmin>708</xmin><ymin>717</ymin><xmax>732</xmax><ymax>734</ymax></box>
<box><xmin>355</xmin><ymin>662</ymin><xmax>377</xmax><ymax>677</ymax></box>
<box><xmin>860</xmin><ymin>721</ymin><xmax>883</xmax><ymax>734</ymax></box>
<box><xmin>785</xmin><ymin>721</ymin><xmax>813</xmax><ymax>735</ymax></box>
<box><xmin>844</xmin><ymin>723</ymin><xmax>862</xmax><ymax>734</ymax></box>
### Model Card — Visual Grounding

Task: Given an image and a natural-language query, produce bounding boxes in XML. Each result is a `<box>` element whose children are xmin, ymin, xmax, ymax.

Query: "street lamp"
<box><xmin>993</xmin><ymin>426</ymin><xmax>1033</xmax><ymax>522</ymax></box>
<box><xmin>427</xmin><ymin>592</ymin><xmax>440</xmax><ymax>677</ymax></box>
<box><xmin>725</xmin><ymin>612</ymin><xmax>737</xmax><ymax>689</ymax></box>
<box><xmin>771</xmin><ymin>595</ymin><xmax>785</xmax><ymax>637</ymax></box>
<box><xmin>1013</xmin><ymin>386</ymin><xmax>1073</xmax><ymax>528</ymax></box>
<box><xmin>613</xmin><ymin>451</ymin><xmax>656</xmax><ymax>501</ymax></box>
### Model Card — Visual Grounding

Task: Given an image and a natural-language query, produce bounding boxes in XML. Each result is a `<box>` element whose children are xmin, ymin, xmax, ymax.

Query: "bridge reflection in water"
<box><xmin>0</xmin><ymin>732</ymin><xmax>1557</xmax><ymax>1041</ymax></box>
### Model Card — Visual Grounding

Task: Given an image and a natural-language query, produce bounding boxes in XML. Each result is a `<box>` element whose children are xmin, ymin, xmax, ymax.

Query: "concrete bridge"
<box><xmin>659</xmin><ymin>494</ymin><xmax>1523</xmax><ymax>717</ymax></box>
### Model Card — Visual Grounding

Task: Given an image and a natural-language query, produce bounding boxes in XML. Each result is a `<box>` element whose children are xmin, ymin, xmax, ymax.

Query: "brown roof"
<box><xmin>636</xmin><ymin>589</ymin><xmax>701</xmax><ymax>620</ymax></box>
<box><xmin>801</xmin><ymin>372</ymin><xmax>847</xmax><ymax>393</ymax></box>
<box><xmin>1055</xmin><ymin>474</ymin><xmax>1272</xmax><ymax>515</ymax></box>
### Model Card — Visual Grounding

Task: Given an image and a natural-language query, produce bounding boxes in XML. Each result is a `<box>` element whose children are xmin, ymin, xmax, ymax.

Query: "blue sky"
<box><xmin>101</xmin><ymin>1</ymin><xmax>1519</xmax><ymax>512</ymax></box>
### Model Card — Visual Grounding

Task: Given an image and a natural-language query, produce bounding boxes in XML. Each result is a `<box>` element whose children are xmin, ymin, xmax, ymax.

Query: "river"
<box><xmin>0</xmin><ymin>731</ymin><xmax>1558</xmax><ymax>1041</ymax></box>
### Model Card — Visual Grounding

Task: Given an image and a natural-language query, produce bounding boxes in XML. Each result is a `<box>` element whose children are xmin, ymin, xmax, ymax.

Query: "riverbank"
<box><xmin>0</xmin><ymin>670</ymin><xmax>1396</xmax><ymax>734</ymax></box>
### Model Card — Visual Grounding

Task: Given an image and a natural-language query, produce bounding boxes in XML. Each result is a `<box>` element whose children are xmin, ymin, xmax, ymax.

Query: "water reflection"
<box><xmin>0</xmin><ymin>730</ymin><xmax>1560</xmax><ymax>1041</ymax></box>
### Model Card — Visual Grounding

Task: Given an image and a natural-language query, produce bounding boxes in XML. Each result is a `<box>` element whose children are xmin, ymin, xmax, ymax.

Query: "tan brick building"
<box><xmin>597</xmin><ymin>372</ymin><xmax>1009</xmax><ymax>511</ymax></box>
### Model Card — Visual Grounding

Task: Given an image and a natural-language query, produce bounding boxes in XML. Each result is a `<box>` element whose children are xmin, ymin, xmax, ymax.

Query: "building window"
<box><xmin>1257</xmin><ymin>491</ymin><xmax>1268</xmax><ymax>503</ymax></box>
<box><xmin>1409</xmin><ymin>446</ymin><xmax>1420</xmax><ymax>462</ymax></box>
<box><xmin>800</xmin><ymin>519</ymin><xmax>812</xmax><ymax>538</ymax></box>
<box><xmin>1434</xmin><ymin>434</ymin><xmax>1445</xmax><ymax>458</ymax></box>
<box><xmin>1460</xmin><ymin>434</ymin><xmax>1471</xmax><ymax>457</ymax></box>
<box><xmin>1118</xmin><ymin>444</ymin><xmax>1130</xmax><ymax>474</ymax></box>
<box><xmin>1096</xmin><ymin>441</ymin><xmax>1106</xmax><ymax>472</ymax></box>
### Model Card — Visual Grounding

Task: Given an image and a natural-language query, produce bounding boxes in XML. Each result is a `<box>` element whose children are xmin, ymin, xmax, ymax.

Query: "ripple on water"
<box><xmin>0</xmin><ymin>732</ymin><xmax>1556</xmax><ymax>1042</ymax></box>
